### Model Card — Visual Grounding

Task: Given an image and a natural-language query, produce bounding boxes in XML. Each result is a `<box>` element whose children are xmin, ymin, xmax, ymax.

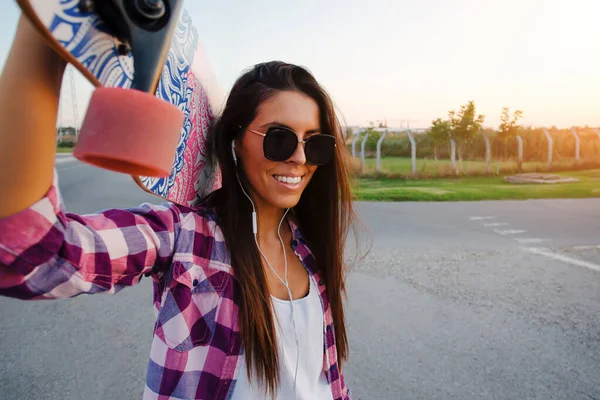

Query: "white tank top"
<box><xmin>230</xmin><ymin>277</ymin><xmax>333</xmax><ymax>399</ymax></box>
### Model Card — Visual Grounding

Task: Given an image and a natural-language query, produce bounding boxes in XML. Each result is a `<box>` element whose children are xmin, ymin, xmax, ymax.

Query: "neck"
<box><xmin>254</xmin><ymin>201</ymin><xmax>289</xmax><ymax>245</ymax></box>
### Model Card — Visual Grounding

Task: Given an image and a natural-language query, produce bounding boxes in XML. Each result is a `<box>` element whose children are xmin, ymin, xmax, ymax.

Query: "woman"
<box><xmin>0</xmin><ymin>16</ymin><xmax>358</xmax><ymax>400</ymax></box>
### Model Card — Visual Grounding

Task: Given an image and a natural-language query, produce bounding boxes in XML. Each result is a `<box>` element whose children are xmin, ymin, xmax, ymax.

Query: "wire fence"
<box><xmin>348</xmin><ymin>127</ymin><xmax>600</xmax><ymax>178</ymax></box>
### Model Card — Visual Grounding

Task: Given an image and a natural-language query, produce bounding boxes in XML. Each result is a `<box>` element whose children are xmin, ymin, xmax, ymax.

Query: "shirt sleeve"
<box><xmin>0</xmin><ymin>170</ymin><xmax>181</xmax><ymax>300</ymax></box>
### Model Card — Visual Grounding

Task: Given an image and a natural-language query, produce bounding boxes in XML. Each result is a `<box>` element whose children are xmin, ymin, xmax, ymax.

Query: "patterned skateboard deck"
<box><xmin>19</xmin><ymin>0</ymin><xmax>223</xmax><ymax>207</ymax></box>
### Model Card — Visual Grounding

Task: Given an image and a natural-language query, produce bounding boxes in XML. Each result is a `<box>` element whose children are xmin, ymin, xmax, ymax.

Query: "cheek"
<box><xmin>240</xmin><ymin>138</ymin><xmax>264</xmax><ymax>170</ymax></box>
<box><xmin>240</xmin><ymin>146</ymin><xmax>276</xmax><ymax>182</ymax></box>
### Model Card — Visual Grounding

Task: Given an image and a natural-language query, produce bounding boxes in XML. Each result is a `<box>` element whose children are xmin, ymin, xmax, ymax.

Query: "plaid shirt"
<box><xmin>0</xmin><ymin>172</ymin><xmax>350</xmax><ymax>400</ymax></box>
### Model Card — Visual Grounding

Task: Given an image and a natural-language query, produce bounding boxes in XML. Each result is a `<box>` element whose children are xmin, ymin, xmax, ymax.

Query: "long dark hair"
<box><xmin>204</xmin><ymin>61</ymin><xmax>358</xmax><ymax>396</ymax></box>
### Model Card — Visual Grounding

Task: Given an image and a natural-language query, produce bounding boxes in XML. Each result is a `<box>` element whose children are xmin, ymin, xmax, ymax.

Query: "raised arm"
<box><xmin>0</xmin><ymin>180</ymin><xmax>182</xmax><ymax>300</ymax></box>
<box><xmin>0</xmin><ymin>14</ymin><xmax>65</xmax><ymax>218</ymax></box>
<box><xmin>0</xmin><ymin>15</ymin><xmax>182</xmax><ymax>300</ymax></box>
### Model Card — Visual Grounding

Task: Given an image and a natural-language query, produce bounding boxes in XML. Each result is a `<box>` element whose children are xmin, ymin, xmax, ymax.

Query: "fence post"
<box><xmin>450</xmin><ymin>138</ymin><xmax>457</xmax><ymax>172</ymax></box>
<box><xmin>516</xmin><ymin>135</ymin><xmax>523</xmax><ymax>171</ymax></box>
<box><xmin>407</xmin><ymin>129</ymin><xmax>417</xmax><ymax>174</ymax></box>
<box><xmin>570</xmin><ymin>127</ymin><xmax>580</xmax><ymax>162</ymax></box>
<box><xmin>351</xmin><ymin>130</ymin><xmax>362</xmax><ymax>158</ymax></box>
<box><xmin>376</xmin><ymin>129</ymin><xmax>388</xmax><ymax>173</ymax></box>
<box><xmin>542</xmin><ymin>129</ymin><xmax>553</xmax><ymax>168</ymax></box>
<box><xmin>360</xmin><ymin>132</ymin><xmax>369</xmax><ymax>172</ymax></box>
<box><xmin>482</xmin><ymin>132</ymin><xmax>491</xmax><ymax>173</ymax></box>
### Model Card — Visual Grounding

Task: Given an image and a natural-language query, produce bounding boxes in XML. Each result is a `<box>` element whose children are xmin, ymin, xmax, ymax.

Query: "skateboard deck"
<box><xmin>18</xmin><ymin>0</ymin><xmax>223</xmax><ymax>207</ymax></box>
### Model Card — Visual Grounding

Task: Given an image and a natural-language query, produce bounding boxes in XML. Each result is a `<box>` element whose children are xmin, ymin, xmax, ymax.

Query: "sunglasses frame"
<box><xmin>246</xmin><ymin>126</ymin><xmax>336</xmax><ymax>166</ymax></box>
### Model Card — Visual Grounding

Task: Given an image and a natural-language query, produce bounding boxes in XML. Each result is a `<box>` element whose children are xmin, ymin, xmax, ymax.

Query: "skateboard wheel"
<box><xmin>74</xmin><ymin>87</ymin><xmax>184</xmax><ymax>177</ymax></box>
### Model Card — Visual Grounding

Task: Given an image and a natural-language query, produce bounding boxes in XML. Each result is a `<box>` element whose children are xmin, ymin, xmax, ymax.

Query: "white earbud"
<box><xmin>231</xmin><ymin>140</ymin><xmax>238</xmax><ymax>165</ymax></box>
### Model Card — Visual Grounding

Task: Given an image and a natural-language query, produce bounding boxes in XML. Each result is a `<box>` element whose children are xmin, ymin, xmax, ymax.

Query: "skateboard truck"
<box><xmin>74</xmin><ymin>0</ymin><xmax>186</xmax><ymax>177</ymax></box>
<box><xmin>78</xmin><ymin>0</ymin><xmax>182</xmax><ymax>93</ymax></box>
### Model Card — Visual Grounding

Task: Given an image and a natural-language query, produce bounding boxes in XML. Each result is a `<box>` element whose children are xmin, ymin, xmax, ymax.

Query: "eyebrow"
<box><xmin>260</xmin><ymin>121</ymin><xmax>321</xmax><ymax>134</ymax></box>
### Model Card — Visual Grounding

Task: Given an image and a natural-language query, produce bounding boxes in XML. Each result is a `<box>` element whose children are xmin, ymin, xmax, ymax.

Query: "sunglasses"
<box><xmin>245</xmin><ymin>126</ymin><xmax>336</xmax><ymax>166</ymax></box>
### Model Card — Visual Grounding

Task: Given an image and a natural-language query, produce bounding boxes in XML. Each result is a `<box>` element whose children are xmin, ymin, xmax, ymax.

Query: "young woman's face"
<box><xmin>236</xmin><ymin>90</ymin><xmax>320</xmax><ymax>211</ymax></box>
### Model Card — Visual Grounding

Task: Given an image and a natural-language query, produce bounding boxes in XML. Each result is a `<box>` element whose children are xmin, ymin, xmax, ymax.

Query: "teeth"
<box><xmin>275</xmin><ymin>175</ymin><xmax>301</xmax><ymax>184</ymax></box>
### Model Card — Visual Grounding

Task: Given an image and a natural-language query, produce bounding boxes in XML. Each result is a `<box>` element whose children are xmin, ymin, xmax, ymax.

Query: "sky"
<box><xmin>1</xmin><ymin>0</ymin><xmax>599</xmax><ymax>129</ymax></box>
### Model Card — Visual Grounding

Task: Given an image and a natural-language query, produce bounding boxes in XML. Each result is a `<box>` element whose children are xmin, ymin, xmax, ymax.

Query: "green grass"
<box><xmin>359</xmin><ymin>157</ymin><xmax>596</xmax><ymax>177</ymax></box>
<box><xmin>56</xmin><ymin>146</ymin><xmax>73</xmax><ymax>153</ymax></box>
<box><xmin>354</xmin><ymin>169</ymin><xmax>600</xmax><ymax>201</ymax></box>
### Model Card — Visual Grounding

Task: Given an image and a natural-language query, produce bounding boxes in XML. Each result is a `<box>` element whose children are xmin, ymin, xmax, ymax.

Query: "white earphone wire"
<box><xmin>232</xmin><ymin>140</ymin><xmax>300</xmax><ymax>399</ymax></box>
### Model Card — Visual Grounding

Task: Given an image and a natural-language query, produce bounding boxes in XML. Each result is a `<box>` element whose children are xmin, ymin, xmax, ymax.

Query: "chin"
<box><xmin>269</xmin><ymin>195</ymin><xmax>302</xmax><ymax>210</ymax></box>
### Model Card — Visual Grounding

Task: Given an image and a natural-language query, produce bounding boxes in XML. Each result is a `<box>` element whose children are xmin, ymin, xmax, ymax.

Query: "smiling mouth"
<box><xmin>273</xmin><ymin>174</ymin><xmax>303</xmax><ymax>187</ymax></box>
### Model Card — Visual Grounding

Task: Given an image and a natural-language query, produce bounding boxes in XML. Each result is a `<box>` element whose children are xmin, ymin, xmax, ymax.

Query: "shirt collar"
<box><xmin>287</xmin><ymin>216</ymin><xmax>304</xmax><ymax>244</ymax></box>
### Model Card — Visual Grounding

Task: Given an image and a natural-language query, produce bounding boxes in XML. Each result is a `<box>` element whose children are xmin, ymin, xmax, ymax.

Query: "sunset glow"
<box><xmin>1</xmin><ymin>0</ymin><xmax>598</xmax><ymax>129</ymax></box>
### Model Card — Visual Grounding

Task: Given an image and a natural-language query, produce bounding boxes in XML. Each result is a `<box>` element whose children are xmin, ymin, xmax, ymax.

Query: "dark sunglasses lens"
<box><xmin>263</xmin><ymin>128</ymin><xmax>297</xmax><ymax>161</ymax></box>
<box><xmin>305</xmin><ymin>135</ymin><xmax>335</xmax><ymax>165</ymax></box>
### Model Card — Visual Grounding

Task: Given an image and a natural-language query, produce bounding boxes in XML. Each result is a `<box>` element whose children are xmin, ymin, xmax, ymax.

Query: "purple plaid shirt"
<box><xmin>0</xmin><ymin>172</ymin><xmax>350</xmax><ymax>400</ymax></box>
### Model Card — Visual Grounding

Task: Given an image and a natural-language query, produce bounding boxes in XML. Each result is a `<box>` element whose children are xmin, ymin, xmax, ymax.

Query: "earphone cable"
<box><xmin>233</xmin><ymin>151</ymin><xmax>300</xmax><ymax>399</ymax></box>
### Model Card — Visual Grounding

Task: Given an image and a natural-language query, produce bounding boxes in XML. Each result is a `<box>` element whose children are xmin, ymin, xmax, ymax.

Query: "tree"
<box><xmin>497</xmin><ymin>107</ymin><xmax>523</xmax><ymax>162</ymax></box>
<box><xmin>427</xmin><ymin>118</ymin><xmax>452</xmax><ymax>160</ymax></box>
<box><xmin>449</xmin><ymin>101</ymin><xmax>484</xmax><ymax>161</ymax></box>
<box><xmin>497</xmin><ymin>107</ymin><xmax>523</xmax><ymax>140</ymax></box>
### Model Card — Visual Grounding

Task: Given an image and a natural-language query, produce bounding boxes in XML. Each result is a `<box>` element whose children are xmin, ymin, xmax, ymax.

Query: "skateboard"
<box><xmin>17</xmin><ymin>0</ymin><xmax>224</xmax><ymax>207</ymax></box>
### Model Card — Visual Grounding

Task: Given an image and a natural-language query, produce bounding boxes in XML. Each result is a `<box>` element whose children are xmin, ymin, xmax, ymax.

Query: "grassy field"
<box><xmin>359</xmin><ymin>156</ymin><xmax>598</xmax><ymax>177</ymax></box>
<box><xmin>354</xmin><ymin>169</ymin><xmax>600</xmax><ymax>201</ymax></box>
<box><xmin>56</xmin><ymin>146</ymin><xmax>73</xmax><ymax>153</ymax></box>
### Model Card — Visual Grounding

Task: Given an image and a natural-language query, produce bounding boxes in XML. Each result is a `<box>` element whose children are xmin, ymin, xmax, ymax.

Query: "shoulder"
<box><xmin>173</xmin><ymin>204</ymin><xmax>220</xmax><ymax>234</ymax></box>
<box><xmin>170</xmin><ymin>202</ymin><xmax>217</xmax><ymax>220</ymax></box>
<box><xmin>171</xmin><ymin>204</ymin><xmax>229</xmax><ymax>265</ymax></box>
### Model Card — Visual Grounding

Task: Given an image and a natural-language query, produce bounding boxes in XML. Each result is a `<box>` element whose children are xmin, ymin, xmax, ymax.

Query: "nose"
<box><xmin>286</xmin><ymin>139</ymin><xmax>307</xmax><ymax>165</ymax></box>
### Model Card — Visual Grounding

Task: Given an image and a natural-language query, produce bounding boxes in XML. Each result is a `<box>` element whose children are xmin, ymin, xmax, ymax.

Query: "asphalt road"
<box><xmin>1</xmin><ymin>157</ymin><xmax>598</xmax><ymax>400</ymax></box>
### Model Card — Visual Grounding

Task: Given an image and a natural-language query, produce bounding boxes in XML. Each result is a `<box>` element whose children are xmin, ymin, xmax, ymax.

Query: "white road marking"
<box><xmin>494</xmin><ymin>229</ymin><xmax>527</xmax><ymax>236</ymax></box>
<box><xmin>484</xmin><ymin>222</ymin><xmax>509</xmax><ymax>227</ymax></box>
<box><xmin>469</xmin><ymin>216</ymin><xmax>496</xmax><ymax>221</ymax></box>
<box><xmin>515</xmin><ymin>238</ymin><xmax>550</xmax><ymax>244</ymax></box>
<box><xmin>572</xmin><ymin>245</ymin><xmax>600</xmax><ymax>251</ymax></box>
<box><xmin>56</xmin><ymin>164</ymin><xmax>83</xmax><ymax>171</ymax></box>
<box><xmin>55</xmin><ymin>156</ymin><xmax>76</xmax><ymax>164</ymax></box>
<box><xmin>526</xmin><ymin>247</ymin><xmax>600</xmax><ymax>272</ymax></box>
